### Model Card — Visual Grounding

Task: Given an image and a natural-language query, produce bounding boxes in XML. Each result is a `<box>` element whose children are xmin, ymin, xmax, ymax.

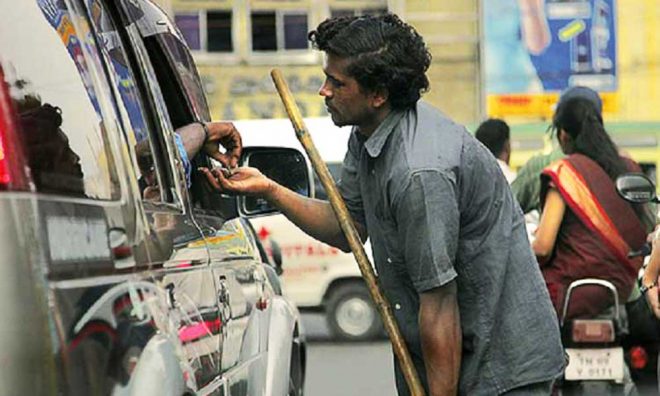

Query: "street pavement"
<box><xmin>301</xmin><ymin>312</ymin><xmax>397</xmax><ymax>396</ymax></box>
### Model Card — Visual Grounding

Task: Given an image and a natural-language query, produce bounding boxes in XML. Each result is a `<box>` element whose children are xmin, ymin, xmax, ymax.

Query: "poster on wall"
<box><xmin>483</xmin><ymin>0</ymin><xmax>617</xmax><ymax>118</ymax></box>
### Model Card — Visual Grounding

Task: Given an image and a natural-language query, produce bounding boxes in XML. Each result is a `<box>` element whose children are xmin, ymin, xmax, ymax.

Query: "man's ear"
<box><xmin>370</xmin><ymin>86</ymin><xmax>389</xmax><ymax>109</ymax></box>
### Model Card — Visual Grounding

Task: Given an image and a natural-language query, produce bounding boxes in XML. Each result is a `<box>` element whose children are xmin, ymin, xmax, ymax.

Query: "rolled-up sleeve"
<box><xmin>337</xmin><ymin>134</ymin><xmax>366</xmax><ymax>227</ymax></box>
<box><xmin>393</xmin><ymin>170</ymin><xmax>459</xmax><ymax>292</ymax></box>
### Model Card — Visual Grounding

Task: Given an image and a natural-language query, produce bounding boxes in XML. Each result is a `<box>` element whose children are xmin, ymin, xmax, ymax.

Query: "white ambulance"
<box><xmin>235</xmin><ymin>117</ymin><xmax>382</xmax><ymax>341</ymax></box>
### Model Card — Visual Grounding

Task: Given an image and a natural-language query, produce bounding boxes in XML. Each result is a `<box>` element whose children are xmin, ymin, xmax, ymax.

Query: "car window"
<box><xmin>86</xmin><ymin>0</ymin><xmax>167</xmax><ymax>203</ymax></box>
<box><xmin>120</xmin><ymin>0</ymin><xmax>210</xmax><ymax>126</ymax></box>
<box><xmin>118</xmin><ymin>0</ymin><xmax>226</xmax><ymax>213</ymax></box>
<box><xmin>114</xmin><ymin>1</ymin><xmax>189</xmax><ymax>205</ymax></box>
<box><xmin>0</xmin><ymin>0</ymin><xmax>120</xmax><ymax>199</ymax></box>
<box><xmin>313</xmin><ymin>162</ymin><xmax>342</xmax><ymax>201</ymax></box>
<box><xmin>148</xmin><ymin>27</ymin><xmax>210</xmax><ymax>122</ymax></box>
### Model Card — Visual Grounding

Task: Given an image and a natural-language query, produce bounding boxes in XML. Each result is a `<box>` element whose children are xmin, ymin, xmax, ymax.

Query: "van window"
<box><xmin>119</xmin><ymin>0</ymin><xmax>221</xmax><ymax>210</ymax></box>
<box><xmin>0</xmin><ymin>1</ymin><xmax>120</xmax><ymax>199</ymax></box>
<box><xmin>85</xmin><ymin>0</ymin><xmax>167</xmax><ymax>202</ymax></box>
<box><xmin>314</xmin><ymin>162</ymin><xmax>342</xmax><ymax>201</ymax></box>
<box><xmin>124</xmin><ymin>0</ymin><xmax>211</xmax><ymax>125</ymax></box>
<box><xmin>154</xmin><ymin>32</ymin><xmax>211</xmax><ymax>122</ymax></box>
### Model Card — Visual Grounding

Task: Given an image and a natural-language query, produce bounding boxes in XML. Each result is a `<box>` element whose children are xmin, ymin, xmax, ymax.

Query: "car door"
<box><xmin>114</xmin><ymin>2</ymin><xmax>274</xmax><ymax>392</ymax></box>
<box><xmin>88</xmin><ymin>0</ymin><xmax>223</xmax><ymax>391</ymax></box>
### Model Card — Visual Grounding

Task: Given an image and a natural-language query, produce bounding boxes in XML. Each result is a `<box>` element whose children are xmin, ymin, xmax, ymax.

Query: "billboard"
<box><xmin>483</xmin><ymin>0</ymin><xmax>617</xmax><ymax>118</ymax></box>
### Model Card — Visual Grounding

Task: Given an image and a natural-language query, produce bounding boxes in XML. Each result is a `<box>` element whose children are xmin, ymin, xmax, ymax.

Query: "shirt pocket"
<box><xmin>374</xmin><ymin>195</ymin><xmax>407</xmax><ymax>272</ymax></box>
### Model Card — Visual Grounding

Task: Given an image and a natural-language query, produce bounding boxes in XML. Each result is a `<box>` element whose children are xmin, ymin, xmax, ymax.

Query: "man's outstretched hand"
<box><xmin>199</xmin><ymin>166</ymin><xmax>273</xmax><ymax>197</ymax></box>
<box><xmin>203</xmin><ymin>122</ymin><xmax>242</xmax><ymax>168</ymax></box>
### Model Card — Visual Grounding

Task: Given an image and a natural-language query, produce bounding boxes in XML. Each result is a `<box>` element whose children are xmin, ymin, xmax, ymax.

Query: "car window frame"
<box><xmin>81</xmin><ymin>0</ymin><xmax>172</xmax><ymax>205</ymax></box>
<box><xmin>100</xmin><ymin>0</ymin><xmax>190</xmax><ymax>212</ymax></box>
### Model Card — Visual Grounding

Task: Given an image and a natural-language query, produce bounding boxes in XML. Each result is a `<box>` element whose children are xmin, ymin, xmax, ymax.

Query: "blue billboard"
<box><xmin>484</xmin><ymin>0</ymin><xmax>617</xmax><ymax>116</ymax></box>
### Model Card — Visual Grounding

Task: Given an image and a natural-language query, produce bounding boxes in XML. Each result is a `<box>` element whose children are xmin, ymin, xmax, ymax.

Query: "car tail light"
<box><xmin>572</xmin><ymin>319</ymin><xmax>615</xmax><ymax>343</ymax></box>
<box><xmin>0</xmin><ymin>65</ymin><xmax>30</xmax><ymax>191</ymax></box>
<box><xmin>630</xmin><ymin>346</ymin><xmax>648</xmax><ymax>370</ymax></box>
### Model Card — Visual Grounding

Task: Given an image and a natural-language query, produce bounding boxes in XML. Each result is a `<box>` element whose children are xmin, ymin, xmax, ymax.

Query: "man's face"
<box><xmin>319</xmin><ymin>54</ymin><xmax>374</xmax><ymax>128</ymax></box>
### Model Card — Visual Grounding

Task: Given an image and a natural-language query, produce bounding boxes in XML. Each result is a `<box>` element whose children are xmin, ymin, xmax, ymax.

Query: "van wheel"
<box><xmin>326</xmin><ymin>283</ymin><xmax>381</xmax><ymax>341</ymax></box>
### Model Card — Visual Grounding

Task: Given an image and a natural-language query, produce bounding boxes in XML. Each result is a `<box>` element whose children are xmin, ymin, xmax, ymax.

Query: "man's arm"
<box><xmin>175</xmin><ymin>122</ymin><xmax>205</xmax><ymax>160</ymax></box>
<box><xmin>419</xmin><ymin>281</ymin><xmax>461</xmax><ymax>396</ymax></box>
<box><xmin>200</xmin><ymin>166</ymin><xmax>367</xmax><ymax>251</ymax></box>
<box><xmin>393</xmin><ymin>170</ymin><xmax>462</xmax><ymax>395</ymax></box>
<box><xmin>176</xmin><ymin>121</ymin><xmax>242</xmax><ymax>168</ymax></box>
<box><xmin>266</xmin><ymin>176</ymin><xmax>367</xmax><ymax>251</ymax></box>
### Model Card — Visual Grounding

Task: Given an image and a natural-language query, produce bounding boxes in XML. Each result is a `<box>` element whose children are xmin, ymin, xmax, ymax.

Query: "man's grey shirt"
<box><xmin>338</xmin><ymin>101</ymin><xmax>564</xmax><ymax>395</ymax></box>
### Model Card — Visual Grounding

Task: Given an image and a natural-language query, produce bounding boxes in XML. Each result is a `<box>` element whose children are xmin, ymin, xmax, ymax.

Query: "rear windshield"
<box><xmin>0</xmin><ymin>0</ymin><xmax>119</xmax><ymax>199</ymax></box>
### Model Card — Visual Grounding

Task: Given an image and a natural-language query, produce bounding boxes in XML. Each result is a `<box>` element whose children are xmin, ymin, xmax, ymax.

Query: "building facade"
<box><xmin>165</xmin><ymin>0</ymin><xmax>480</xmax><ymax>124</ymax></box>
<box><xmin>165</xmin><ymin>0</ymin><xmax>659</xmax><ymax>129</ymax></box>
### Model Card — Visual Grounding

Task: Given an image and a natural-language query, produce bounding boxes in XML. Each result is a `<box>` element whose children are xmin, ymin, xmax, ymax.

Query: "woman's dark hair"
<box><xmin>308</xmin><ymin>14</ymin><xmax>431</xmax><ymax>110</ymax></box>
<box><xmin>553</xmin><ymin>97</ymin><xmax>627</xmax><ymax>181</ymax></box>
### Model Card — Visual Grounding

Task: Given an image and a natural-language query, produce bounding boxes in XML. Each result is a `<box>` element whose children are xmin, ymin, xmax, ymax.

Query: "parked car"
<box><xmin>235</xmin><ymin>118</ymin><xmax>383</xmax><ymax>341</ymax></box>
<box><xmin>0</xmin><ymin>1</ymin><xmax>306</xmax><ymax>395</ymax></box>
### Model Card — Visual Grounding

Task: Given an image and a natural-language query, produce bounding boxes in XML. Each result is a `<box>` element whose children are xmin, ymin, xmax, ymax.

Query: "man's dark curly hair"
<box><xmin>308</xmin><ymin>14</ymin><xmax>431</xmax><ymax>110</ymax></box>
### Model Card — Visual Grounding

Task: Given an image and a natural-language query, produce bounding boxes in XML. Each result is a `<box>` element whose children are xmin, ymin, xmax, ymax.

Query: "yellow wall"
<box><xmin>403</xmin><ymin>0</ymin><xmax>479</xmax><ymax>124</ymax></box>
<box><xmin>198</xmin><ymin>64</ymin><xmax>326</xmax><ymax>120</ymax></box>
<box><xmin>615</xmin><ymin>0</ymin><xmax>660</xmax><ymax>122</ymax></box>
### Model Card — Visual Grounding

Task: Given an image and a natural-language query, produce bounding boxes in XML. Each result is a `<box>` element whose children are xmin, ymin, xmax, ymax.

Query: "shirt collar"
<box><xmin>358</xmin><ymin>109</ymin><xmax>405</xmax><ymax>158</ymax></box>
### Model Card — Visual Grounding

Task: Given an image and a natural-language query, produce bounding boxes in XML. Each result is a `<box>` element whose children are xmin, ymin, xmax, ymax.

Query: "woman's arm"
<box><xmin>519</xmin><ymin>0</ymin><xmax>551</xmax><ymax>55</ymax></box>
<box><xmin>532</xmin><ymin>188</ymin><xmax>566</xmax><ymax>260</ymax></box>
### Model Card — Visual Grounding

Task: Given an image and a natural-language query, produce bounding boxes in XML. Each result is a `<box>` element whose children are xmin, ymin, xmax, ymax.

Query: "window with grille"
<box><xmin>251</xmin><ymin>11</ymin><xmax>309</xmax><ymax>52</ymax></box>
<box><xmin>174</xmin><ymin>11</ymin><xmax>233</xmax><ymax>53</ymax></box>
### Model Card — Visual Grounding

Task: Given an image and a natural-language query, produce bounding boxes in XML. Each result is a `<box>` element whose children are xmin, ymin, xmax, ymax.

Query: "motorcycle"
<box><xmin>557</xmin><ymin>279</ymin><xmax>634</xmax><ymax>395</ymax></box>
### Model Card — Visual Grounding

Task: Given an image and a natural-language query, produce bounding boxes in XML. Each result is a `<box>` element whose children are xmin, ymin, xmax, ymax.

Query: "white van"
<box><xmin>234</xmin><ymin>117</ymin><xmax>382</xmax><ymax>341</ymax></box>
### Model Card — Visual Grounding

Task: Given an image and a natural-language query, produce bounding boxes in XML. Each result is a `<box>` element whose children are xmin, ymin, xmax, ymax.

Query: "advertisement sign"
<box><xmin>483</xmin><ymin>0</ymin><xmax>617</xmax><ymax>117</ymax></box>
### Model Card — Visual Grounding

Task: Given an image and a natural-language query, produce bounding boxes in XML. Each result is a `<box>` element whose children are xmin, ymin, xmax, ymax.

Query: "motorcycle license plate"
<box><xmin>564</xmin><ymin>348</ymin><xmax>624</xmax><ymax>381</ymax></box>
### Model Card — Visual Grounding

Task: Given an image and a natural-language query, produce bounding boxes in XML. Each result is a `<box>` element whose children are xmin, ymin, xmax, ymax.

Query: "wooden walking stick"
<box><xmin>270</xmin><ymin>69</ymin><xmax>425</xmax><ymax>396</ymax></box>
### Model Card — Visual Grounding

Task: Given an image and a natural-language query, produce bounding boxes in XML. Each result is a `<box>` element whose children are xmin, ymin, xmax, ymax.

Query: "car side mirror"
<box><xmin>616</xmin><ymin>173</ymin><xmax>658</xmax><ymax>203</ymax></box>
<box><xmin>239</xmin><ymin>147</ymin><xmax>312</xmax><ymax>216</ymax></box>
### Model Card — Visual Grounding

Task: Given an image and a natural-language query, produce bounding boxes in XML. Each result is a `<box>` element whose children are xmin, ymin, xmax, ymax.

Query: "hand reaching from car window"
<box><xmin>202</xmin><ymin>122</ymin><xmax>242</xmax><ymax>169</ymax></box>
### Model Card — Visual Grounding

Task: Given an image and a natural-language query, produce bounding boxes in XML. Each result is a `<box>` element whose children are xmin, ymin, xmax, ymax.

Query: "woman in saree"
<box><xmin>532</xmin><ymin>96</ymin><xmax>651</xmax><ymax>319</ymax></box>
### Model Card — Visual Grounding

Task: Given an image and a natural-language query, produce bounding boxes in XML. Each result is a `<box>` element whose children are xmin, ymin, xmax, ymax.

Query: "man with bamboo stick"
<box><xmin>201</xmin><ymin>14</ymin><xmax>563</xmax><ymax>396</ymax></box>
